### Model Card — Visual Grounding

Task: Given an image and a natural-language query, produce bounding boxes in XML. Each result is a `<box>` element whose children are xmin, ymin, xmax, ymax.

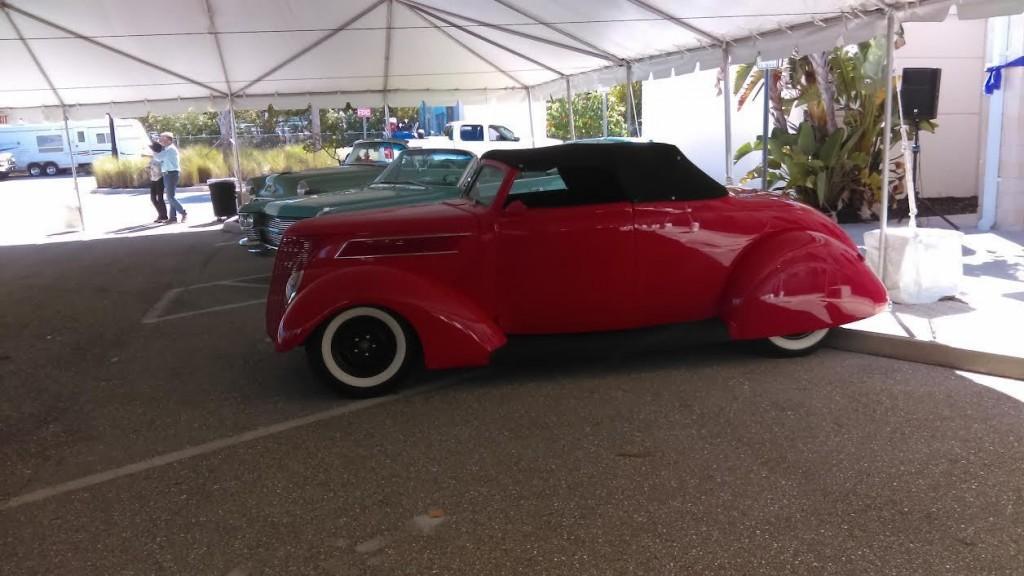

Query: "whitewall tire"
<box><xmin>307</xmin><ymin>306</ymin><xmax>416</xmax><ymax>397</ymax></box>
<box><xmin>764</xmin><ymin>328</ymin><xmax>830</xmax><ymax>356</ymax></box>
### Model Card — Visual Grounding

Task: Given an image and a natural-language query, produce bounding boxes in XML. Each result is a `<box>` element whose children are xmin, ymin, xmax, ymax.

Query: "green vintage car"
<box><xmin>239</xmin><ymin>139</ymin><xmax>407</xmax><ymax>248</ymax></box>
<box><xmin>253</xmin><ymin>148</ymin><xmax>477</xmax><ymax>249</ymax></box>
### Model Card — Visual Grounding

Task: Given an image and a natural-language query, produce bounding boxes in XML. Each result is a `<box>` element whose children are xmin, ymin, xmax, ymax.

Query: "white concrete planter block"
<box><xmin>864</xmin><ymin>227</ymin><xmax>964</xmax><ymax>304</ymax></box>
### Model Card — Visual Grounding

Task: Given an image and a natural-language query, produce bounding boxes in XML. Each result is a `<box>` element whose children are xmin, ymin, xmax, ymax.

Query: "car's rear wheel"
<box><xmin>44</xmin><ymin>162</ymin><xmax>59</xmax><ymax>176</ymax></box>
<box><xmin>763</xmin><ymin>328</ymin><xmax>830</xmax><ymax>356</ymax></box>
<box><xmin>306</xmin><ymin>306</ymin><xmax>417</xmax><ymax>397</ymax></box>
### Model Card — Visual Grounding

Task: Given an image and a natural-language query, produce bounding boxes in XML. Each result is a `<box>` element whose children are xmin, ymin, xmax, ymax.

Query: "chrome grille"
<box><xmin>263</xmin><ymin>217</ymin><xmax>300</xmax><ymax>247</ymax></box>
<box><xmin>243</xmin><ymin>214</ymin><xmax>262</xmax><ymax>244</ymax></box>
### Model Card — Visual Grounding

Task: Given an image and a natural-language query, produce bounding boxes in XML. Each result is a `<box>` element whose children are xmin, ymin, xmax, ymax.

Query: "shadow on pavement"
<box><xmin>108</xmin><ymin>223</ymin><xmax>167</xmax><ymax>234</ymax></box>
<box><xmin>188</xmin><ymin>220</ymin><xmax>224</xmax><ymax>229</ymax></box>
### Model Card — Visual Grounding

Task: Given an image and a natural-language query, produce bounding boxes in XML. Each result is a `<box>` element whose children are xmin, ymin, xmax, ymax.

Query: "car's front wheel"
<box><xmin>307</xmin><ymin>306</ymin><xmax>417</xmax><ymax>397</ymax></box>
<box><xmin>27</xmin><ymin>163</ymin><xmax>42</xmax><ymax>177</ymax></box>
<box><xmin>763</xmin><ymin>328</ymin><xmax>830</xmax><ymax>356</ymax></box>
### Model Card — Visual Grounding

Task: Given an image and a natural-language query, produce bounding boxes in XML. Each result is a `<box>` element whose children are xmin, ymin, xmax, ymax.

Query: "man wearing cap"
<box><xmin>156</xmin><ymin>132</ymin><xmax>187</xmax><ymax>223</ymax></box>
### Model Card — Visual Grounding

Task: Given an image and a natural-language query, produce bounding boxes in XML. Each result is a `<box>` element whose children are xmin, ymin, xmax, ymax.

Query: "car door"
<box><xmin>494</xmin><ymin>165</ymin><xmax>636</xmax><ymax>334</ymax></box>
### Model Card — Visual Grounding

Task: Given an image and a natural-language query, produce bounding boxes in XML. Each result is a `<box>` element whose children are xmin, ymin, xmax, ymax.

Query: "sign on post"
<box><xmin>356</xmin><ymin>107</ymin><xmax>372</xmax><ymax>118</ymax></box>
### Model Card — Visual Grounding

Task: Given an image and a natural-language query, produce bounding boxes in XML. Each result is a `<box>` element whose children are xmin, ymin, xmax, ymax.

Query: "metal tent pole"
<box><xmin>762</xmin><ymin>67</ymin><xmax>770</xmax><ymax>191</ymax></box>
<box><xmin>722</xmin><ymin>46</ymin><xmax>734</xmax><ymax>185</ymax></box>
<box><xmin>228</xmin><ymin>97</ymin><xmax>242</xmax><ymax>202</ymax></box>
<box><xmin>565</xmin><ymin>77</ymin><xmax>576</xmax><ymax>141</ymax></box>
<box><xmin>879</xmin><ymin>11</ymin><xmax>896</xmax><ymax>278</ymax></box>
<box><xmin>526</xmin><ymin>86</ymin><xmax>537</xmax><ymax>148</ymax></box>
<box><xmin>625</xmin><ymin>63</ymin><xmax>636</xmax><ymax>137</ymax></box>
<box><xmin>62</xmin><ymin>111</ymin><xmax>85</xmax><ymax>230</ymax></box>
<box><xmin>601</xmin><ymin>89</ymin><xmax>609</xmax><ymax>137</ymax></box>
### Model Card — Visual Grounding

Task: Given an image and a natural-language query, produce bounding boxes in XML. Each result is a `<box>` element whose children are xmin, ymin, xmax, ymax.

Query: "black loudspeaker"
<box><xmin>900</xmin><ymin>68</ymin><xmax>941</xmax><ymax>121</ymax></box>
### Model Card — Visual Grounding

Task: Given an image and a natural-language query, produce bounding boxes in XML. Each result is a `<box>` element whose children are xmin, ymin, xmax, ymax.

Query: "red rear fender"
<box><xmin>277</xmin><ymin>266</ymin><xmax>506</xmax><ymax>369</ymax></box>
<box><xmin>721</xmin><ymin>230</ymin><xmax>887</xmax><ymax>340</ymax></box>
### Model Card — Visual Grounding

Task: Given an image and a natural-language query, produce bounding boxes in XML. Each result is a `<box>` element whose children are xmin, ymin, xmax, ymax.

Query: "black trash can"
<box><xmin>208</xmin><ymin>178</ymin><xmax>238</xmax><ymax>219</ymax></box>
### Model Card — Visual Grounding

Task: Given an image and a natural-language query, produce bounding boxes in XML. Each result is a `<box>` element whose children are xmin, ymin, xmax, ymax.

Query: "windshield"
<box><xmin>344</xmin><ymin>141</ymin><xmax>406</xmax><ymax>166</ymax></box>
<box><xmin>372</xmin><ymin>149</ymin><xmax>475</xmax><ymax>187</ymax></box>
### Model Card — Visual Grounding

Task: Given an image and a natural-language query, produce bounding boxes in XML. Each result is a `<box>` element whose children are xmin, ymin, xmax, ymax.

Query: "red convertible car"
<box><xmin>267</xmin><ymin>143</ymin><xmax>887</xmax><ymax>396</ymax></box>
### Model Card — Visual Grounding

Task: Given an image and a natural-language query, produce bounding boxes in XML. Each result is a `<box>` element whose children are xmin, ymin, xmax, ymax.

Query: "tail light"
<box><xmin>266</xmin><ymin>234</ymin><xmax>315</xmax><ymax>340</ymax></box>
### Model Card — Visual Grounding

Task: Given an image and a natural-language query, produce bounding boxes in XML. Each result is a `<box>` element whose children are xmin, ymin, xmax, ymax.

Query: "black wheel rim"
<box><xmin>329</xmin><ymin>316</ymin><xmax>398</xmax><ymax>378</ymax></box>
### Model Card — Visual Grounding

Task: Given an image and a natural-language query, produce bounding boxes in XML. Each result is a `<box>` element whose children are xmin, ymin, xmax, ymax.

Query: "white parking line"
<box><xmin>141</xmin><ymin>274</ymin><xmax>272</xmax><ymax>324</ymax></box>
<box><xmin>143</xmin><ymin>299</ymin><xmax>266</xmax><ymax>324</ymax></box>
<box><xmin>0</xmin><ymin>380</ymin><xmax>457</xmax><ymax>511</ymax></box>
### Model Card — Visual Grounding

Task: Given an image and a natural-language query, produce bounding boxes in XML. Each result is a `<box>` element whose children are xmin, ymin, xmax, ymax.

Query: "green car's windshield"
<box><xmin>372</xmin><ymin>150</ymin><xmax>475</xmax><ymax>188</ymax></box>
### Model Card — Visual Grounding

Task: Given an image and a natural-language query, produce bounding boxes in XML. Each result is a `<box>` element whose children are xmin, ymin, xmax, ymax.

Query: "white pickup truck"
<box><xmin>408</xmin><ymin>121</ymin><xmax>560</xmax><ymax>155</ymax></box>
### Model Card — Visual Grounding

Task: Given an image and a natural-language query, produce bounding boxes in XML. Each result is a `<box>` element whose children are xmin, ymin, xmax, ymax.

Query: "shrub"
<box><xmin>93</xmin><ymin>155</ymin><xmax>149</xmax><ymax>188</ymax></box>
<box><xmin>93</xmin><ymin>144</ymin><xmax>337</xmax><ymax>188</ymax></box>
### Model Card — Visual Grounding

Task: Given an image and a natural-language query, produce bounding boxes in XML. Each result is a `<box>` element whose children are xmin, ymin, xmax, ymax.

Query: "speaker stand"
<box><xmin>909</xmin><ymin>113</ymin><xmax>960</xmax><ymax>231</ymax></box>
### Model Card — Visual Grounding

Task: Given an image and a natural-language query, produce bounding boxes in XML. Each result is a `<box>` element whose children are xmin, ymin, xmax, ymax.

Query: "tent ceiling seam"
<box><xmin>203</xmin><ymin>0</ymin><xmax>232</xmax><ymax>95</ymax></box>
<box><xmin>1</xmin><ymin>1</ymin><xmax>228</xmax><ymax>98</ymax></box>
<box><xmin>398</xmin><ymin>0</ymin><xmax>566</xmax><ymax>77</ymax></box>
<box><xmin>490</xmin><ymin>0</ymin><xmax>626</xmax><ymax>64</ymax></box>
<box><xmin>2</xmin><ymin>5</ymin><xmax>65</xmax><ymax>108</ymax></box>
<box><xmin>236</xmin><ymin>0</ymin><xmax>386</xmax><ymax>96</ymax></box>
<box><xmin>404</xmin><ymin>4</ymin><xmax>526</xmax><ymax>88</ymax></box>
<box><xmin>402</xmin><ymin>0</ymin><xmax>615</xmax><ymax>63</ymax></box>
<box><xmin>624</xmin><ymin>0</ymin><xmax>724</xmax><ymax>45</ymax></box>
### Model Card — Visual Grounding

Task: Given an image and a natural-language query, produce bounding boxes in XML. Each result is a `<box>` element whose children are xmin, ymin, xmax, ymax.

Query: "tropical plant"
<box><xmin>546</xmin><ymin>81</ymin><xmax>641</xmax><ymax>140</ymax></box>
<box><xmin>732</xmin><ymin>39</ymin><xmax>935</xmax><ymax>221</ymax></box>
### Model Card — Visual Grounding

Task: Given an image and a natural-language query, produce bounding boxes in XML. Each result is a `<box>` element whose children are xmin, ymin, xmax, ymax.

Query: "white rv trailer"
<box><xmin>0</xmin><ymin>118</ymin><xmax>150</xmax><ymax>176</ymax></box>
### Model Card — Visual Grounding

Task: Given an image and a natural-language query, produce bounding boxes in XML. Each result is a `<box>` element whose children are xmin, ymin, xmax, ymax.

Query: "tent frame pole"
<box><xmin>565</xmin><ymin>78</ymin><xmax>576</xmax><ymax>141</ymax></box>
<box><xmin>526</xmin><ymin>87</ymin><xmax>537</xmax><ymax>148</ymax></box>
<box><xmin>722</xmin><ymin>46</ymin><xmax>734</xmax><ymax>185</ymax></box>
<box><xmin>62</xmin><ymin>113</ymin><xmax>85</xmax><ymax>230</ymax></box>
<box><xmin>625</xmin><ymin>63</ymin><xmax>636</xmax><ymax>138</ymax></box>
<box><xmin>3</xmin><ymin>5</ymin><xmax>84</xmax><ymax>230</ymax></box>
<box><xmin>879</xmin><ymin>11</ymin><xmax>896</xmax><ymax>279</ymax></box>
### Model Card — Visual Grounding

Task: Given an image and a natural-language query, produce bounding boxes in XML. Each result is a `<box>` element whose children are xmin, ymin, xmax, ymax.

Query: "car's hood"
<box><xmin>265</xmin><ymin>184</ymin><xmax>461</xmax><ymax>218</ymax></box>
<box><xmin>286</xmin><ymin>199</ymin><xmax>477</xmax><ymax>240</ymax></box>
<box><xmin>256</xmin><ymin>164</ymin><xmax>379</xmax><ymax>197</ymax></box>
<box><xmin>238</xmin><ymin>197</ymin><xmax>273</xmax><ymax>214</ymax></box>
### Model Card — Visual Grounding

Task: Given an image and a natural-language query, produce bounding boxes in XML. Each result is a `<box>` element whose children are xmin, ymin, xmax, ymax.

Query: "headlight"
<box><xmin>284</xmin><ymin>270</ymin><xmax>303</xmax><ymax>306</ymax></box>
<box><xmin>238</xmin><ymin>213</ymin><xmax>254</xmax><ymax>228</ymax></box>
<box><xmin>297</xmin><ymin>181</ymin><xmax>309</xmax><ymax>195</ymax></box>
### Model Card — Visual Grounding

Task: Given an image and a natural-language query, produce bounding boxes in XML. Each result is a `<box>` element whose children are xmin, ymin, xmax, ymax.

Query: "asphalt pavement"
<box><xmin>1</xmin><ymin>196</ymin><xmax>1023</xmax><ymax>575</ymax></box>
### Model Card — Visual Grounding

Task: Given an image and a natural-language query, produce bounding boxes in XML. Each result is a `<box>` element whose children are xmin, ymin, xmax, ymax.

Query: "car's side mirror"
<box><xmin>504</xmin><ymin>199</ymin><xmax>528</xmax><ymax>215</ymax></box>
<box><xmin>513</xmin><ymin>136</ymin><xmax>520</xmax><ymax>142</ymax></box>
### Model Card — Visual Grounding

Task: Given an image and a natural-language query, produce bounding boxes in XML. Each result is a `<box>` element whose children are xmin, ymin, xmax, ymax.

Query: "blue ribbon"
<box><xmin>985</xmin><ymin>55</ymin><xmax>1024</xmax><ymax>95</ymax></box>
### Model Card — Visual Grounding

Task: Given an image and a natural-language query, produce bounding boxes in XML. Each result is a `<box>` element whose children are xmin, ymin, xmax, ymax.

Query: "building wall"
<box><xmin>899</xmin><ymin>15</ymin><xmax>988</xmax><ymax>201</ymax></box>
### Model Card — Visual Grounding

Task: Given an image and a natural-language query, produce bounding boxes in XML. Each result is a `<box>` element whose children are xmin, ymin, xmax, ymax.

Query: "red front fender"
<box><xmin>277</xmin><ymin>265</ymin><xmax>506</xmax><ymax>370</ymax></box>
<box><xmin>721</xmin><ymin>230</ymin><xmax>888</xmax><ymax>340</ymax></box>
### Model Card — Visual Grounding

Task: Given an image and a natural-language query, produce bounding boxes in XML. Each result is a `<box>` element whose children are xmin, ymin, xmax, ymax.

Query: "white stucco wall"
<box><xmin>641</xmin><ymin>67</ymin><xmax>765</xmax><ymax>185</ymax></box>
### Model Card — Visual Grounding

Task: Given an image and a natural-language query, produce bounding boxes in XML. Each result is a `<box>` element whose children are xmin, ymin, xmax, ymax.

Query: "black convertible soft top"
<box><xmin>481</xmin><ymin>142</ymin><xmax>727</xmax><ymax>202</ymax></box>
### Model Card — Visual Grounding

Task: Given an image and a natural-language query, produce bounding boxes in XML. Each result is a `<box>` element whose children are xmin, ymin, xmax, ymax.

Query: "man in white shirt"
<box><xmin>156</xmin><ymin>132</ymin><xmax>187</xmax><ymax>223</ymax></box>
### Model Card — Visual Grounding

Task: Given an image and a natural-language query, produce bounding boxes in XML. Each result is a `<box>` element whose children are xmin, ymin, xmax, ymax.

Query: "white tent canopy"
<box><xmin>2</xmin><ymin>0</ymin><xmax>1021</xmax><ymax>119</ymax></box>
